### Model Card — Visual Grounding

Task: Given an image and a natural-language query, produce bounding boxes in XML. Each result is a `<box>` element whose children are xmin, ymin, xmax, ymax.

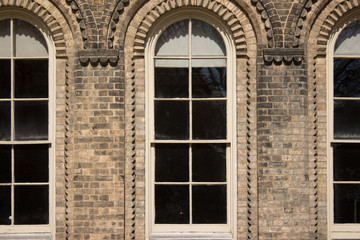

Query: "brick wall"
<box><xmin>2</xmin><ymin>0</ymin><xmax>360</xmax><ymax>239</ymax></box>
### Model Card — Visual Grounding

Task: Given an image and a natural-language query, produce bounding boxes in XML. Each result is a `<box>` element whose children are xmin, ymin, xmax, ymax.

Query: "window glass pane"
<box><xmin>0</xmin><ymin>146</ymin><xmax>11</xmax><ymax>183</ymax></box>
<box><xmin>15</xmin><ymin>145</ymin><xmax>49</xmax><ymax>183</ymax></box>
<box><xmin>0</xmin><ymin>186</ymin><xmax>11</xmax><ymax>225</ymax></box>
<box><xmin>191</xmin><ymin>19</ymin><xmax>226</xmax><ymax>56</ymax></box>
<box><xmin>15</xmin><ymin>101</ymin><xmax>48</xmax><ymax>141</ymax></box>
<box><xmin>155</xmin><ymin>60</ymin><xmax>188</xmax><ymax>98</ymax></box>
<box><xmin>155</xmin><ymin>20</ymin><xmax>188</xmax><ymax>56</ymax></box>
<box><xmin>155</xmin><ymin>185</ymin><xmax>189</xmax><ymax>224</ymax></box>
<box><xmin>0</xmin><ymin>101</ymin><xmax>11</xmax><ymax>141</ymax></box>
<box><xmin>192</xmin><ymin>60</ymin><xmax>226</xmax><ymax>98</ymax></box>
<box><xmin>0</xmin><ymin>60</ymin><xmax>11</xmax><ymax>98</ymax></box>
<box><xmin>15</xmin><ymin>60</ymin><xmax>48</xmax><ymax>98</ymax></box>
<box><xmin>14</xmin><ymin>19</ymin><xmax>48</xmax><ymax>57</ymax></box>
<box><xmin>334</xmin><ymin>100</ymin><xmax>360</xmax><ymax>139</ymax></box>
<box><xmin>14</xmin><ymin>185</ymin><xmax>49</xmax><ymax>224</ymax></box>
<box><xmin>192</xmin><ymin>185</ymin><xmax>226</xmax><ymax>224</ymax></box>
<box><xmin>0</xmin><ymin>19</ymin><xmax>10</xmax><ymax>57</ymax></box>
<box><xmin>334</xmin><ymin>184</ymin><xmax>360</xmax><ymax>223</ymax></box>
<box><xmin>155</xmin><ymin>101</ymin><xmax>189</xmax><ymax>140</ymax></box>
<box><xmin>192</xmin><ymin>101</ymin><xmax>226</xmax><ymax>139</ymax></box>
<box><xmin>335</xmin><ymin>20</ymin><xmax>360</xmax><ymax>56</ymax></box>
<box><xmin>334</xmin><ymin>59</ymin><xmax>360</xmax><ymax>97</ymax></box>
<box><xmin>333</xmin><ymin>143</ymin><xmax>360</xmax><ymax>181</ymax></box>
<box><xmin>192</xmin><ymin>144</ymin><xmax>226</xmax><ymax>182</ymax></box>
<box><xmin>155</xmin><ymin>144</ymin><xmax>189</xmax><ymax>182</ymax></box>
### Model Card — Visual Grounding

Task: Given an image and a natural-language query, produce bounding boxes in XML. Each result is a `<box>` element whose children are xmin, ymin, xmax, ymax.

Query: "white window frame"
<box><xmin>327</xmin><ymin>12</ymin><xmax>360</xmax><ymax>240</ymax></box>
<box><xmin>0</xmin><ymin>11</ymin><xmax>55</xmax><ymax>238</ymax></box>
<box><xmin>145</xmin><ymin>9</ymin><xmax>237</xmax><ymax>240</ymax></box>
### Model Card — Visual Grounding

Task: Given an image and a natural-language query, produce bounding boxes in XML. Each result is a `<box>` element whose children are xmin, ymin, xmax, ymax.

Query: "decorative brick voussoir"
<box><xmin>316</xmin><ymin>0</ymin><xmax>360</xmax><ymax>55</ymax></box>
<box><xmin>108</xmin><ymin>0</ymin><xmax>130</xmax><ymax>49</ymax></box>
<box><xmin>65</xmin><ymin>0</ymin><xmax>89</xmax><ymax>48</ymax></box>
<box><xmin>78</xmin><ymin>49</ymin><xmax>120</xmax><ymax>64</ymax></box>
<box><xmin>132</xmin><ymin>0</ymin><xmax>248</xmax><ymax>57</ymax></box>
<box><xmin>292</xmin><ymin>0</ymin><xmax>317</xmax><ymax>47</ymax></box>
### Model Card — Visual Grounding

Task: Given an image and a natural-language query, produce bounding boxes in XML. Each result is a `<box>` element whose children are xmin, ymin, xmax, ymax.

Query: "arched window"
<box><xmin>146</xmin><ymin>12</ymin><xmax>236</xmax><ymax>238</ymax></box>
<box><xmin>0</xmin><ymin>16</ymin><xmax>54</xmax><ymax>237</ymax></box>
<box><xmin>329</xmin><ymin>18</ymin><xmax>360</xmax><ymax>239</ymax></box>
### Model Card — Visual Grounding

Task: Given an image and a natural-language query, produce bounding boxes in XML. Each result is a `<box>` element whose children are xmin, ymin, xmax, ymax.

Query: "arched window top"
<box><xmin>334</xmin><ymin>19</ymin><xmax>360</xmax><ymax>56</ymax></box>
<box><xmin>155</xmin><ymin>18</ymin><xmax>226</xmax><ymax>57</ymax></box>
<box><xmin>0</xmin><ymin>19</ymin><xmax>48</xmax><ymax>58</ymax></box>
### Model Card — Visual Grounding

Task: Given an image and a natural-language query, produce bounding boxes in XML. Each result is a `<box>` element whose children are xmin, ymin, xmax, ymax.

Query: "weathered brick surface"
<box><xmin>2</xmin><ymin>0</ymin><xmax>360</xmax><ymax>239</ymax></box>
<box><xmin>257</xmin><ymin>57</ymin><xmax>311</xmax><ymax>239</ymax></box>
<box><xmin>68</xmin><ymin>60</ymin><xmax>125</xmax><ymax>240</ymax></box>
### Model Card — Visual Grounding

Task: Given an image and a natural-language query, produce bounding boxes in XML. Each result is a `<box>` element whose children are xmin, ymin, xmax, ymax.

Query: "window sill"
<box><xmin>150</xmin><ymin>233</ymin><xmax>233</xmax><ymax>240</ymax></box>
<box><xmin>0</xmin><ymin>233</ymin><xmax>52</xmax><ymax>240</ymax></box>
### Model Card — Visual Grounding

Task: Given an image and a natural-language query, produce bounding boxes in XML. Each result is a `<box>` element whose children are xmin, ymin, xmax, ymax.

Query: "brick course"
<box><xmin>0</xmin><ymin>0</ymin><xmax>359</xmax><ymax>239</ymax></box>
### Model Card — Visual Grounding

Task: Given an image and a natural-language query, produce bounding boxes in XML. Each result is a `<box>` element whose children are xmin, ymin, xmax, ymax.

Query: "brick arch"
<box><xmin>0</xmin><ymin>0</ymin><xmax>75</xmax><ymax>56</ymax></box>
<box><xmin>314</xmin><ymin>0</ymin><xmax>360</xmax><ymax>55</ymax></box>
<box><xmin>127</xmin><ymin>0</ymin><xmax>257</xmax><ymax>58</ymax></box>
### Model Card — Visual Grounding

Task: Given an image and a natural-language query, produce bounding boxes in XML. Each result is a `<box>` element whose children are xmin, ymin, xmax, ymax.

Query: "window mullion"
<box><xmin>189</xmin><ymin>144</ymin><xmax>193</xmax><ymax>224</ymax></box>
<box><xmin>188</xmin><ymin>18</ymin><xmax>193</xmax><ymax>225</ymax></box>
<box><xmin>189</xmin><ymin>18</ymin><xmax>193</xmax><ymax>141</ymax></box>
<box><xmin>10</xmin><ymin>18</ymin><xmax>15</xmax><ymax>226</ymax></box>
<box><xmin>11</xmin><ymin>146</ymin><xmax>14</xmax><ymax>225</ymax></box>
<box><xmin>10</xmin><ymin>18</ymin><xmax>14</xmax><ymax>142</ymax></box>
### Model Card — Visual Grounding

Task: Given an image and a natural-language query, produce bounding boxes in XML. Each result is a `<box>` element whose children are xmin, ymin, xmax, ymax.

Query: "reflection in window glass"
<box><xmin>15</xmin><ymin>101</ymin><xmax>48</xmax><ymax>141</ymax></box>
<box><xmin>334</xmin><ymin>184</ymin><xmax>360</xmax><ymax>223</ymax></box>
<box><xmin>155</xmin><ymin>185</ymin><xmax>189</xmax><ymax>224</ymax></box>
<box><xmin>334</xmin><ymin>100</ymin><xmax>360</xmax><ymax>139</ymax></box>
<box><xmin>15</xmin><ymin>145</ymin><xmax>49</xmax><ymax>183</ymax></box>
<box><xmin>334</xmin><ymin>59</ymin><xmax>360</xmax><ymax>97</ymax></box>
<box><xmin>155</xmin><ymin>144</ymin><xmax>189</xmax><ymax>182</ymax></box>
<box><xmin>0</xmin><ymin>146</ymin><xmax>11</xmax><ymax>183</ymax></box>
<box><xmin>192</xmin><ymin>185</ymin><xmax>227</xmax><ymax>224</ymax></box>
<box><xmin>0</xmin><ymin>186</ymin><xmax>11</xmax><ymax>225</ymax></box>
<box><xmin>155</xmin><ymin>20</ymin><xmax>189</xmax><ymax>56</ymax></box>
<box><xmin>0</xmin><ymin>19</ymin><xmax>10</xmax><ymax>57</ymax></box>
<box><xmin>335</xmin><ymin>20</ymin><xmax>360</xmax><ymax>56</ymax></box>
<box><xmin>14</xmin><ymin>19</ymin><xmax>48</xmax><ymax>57</ymax></box>
<box><xmin>155</xmin><ymin>101</ymin><xmax>189</xmax><ymax>140</ymax></box>
<box><xmin>14</xmin><ymin>186</ymin><xmax>49</xmax><ymax>224</ymax></box>
<box><xmin>15</xmin><ymin>60</ymin><xmax>48</xmax><ymax>98</ymax></box>
<box><xmin>0</xmin><ymin>60</ymin><xmax>11</xmax><ymax>98</ymax></box>
<box><xmin>192</xmin><ymin>101</ymin><xmax>226</xmax><ymax>139</ymax></box>
<box><xmin>0</xmin><ymin>102</ymin><xmax>11</xmax><ymax>141</ymax></box>
<box><xmin>333</xmin><ymin>143</ymin><xmax>360</xmax><ymax>181</ymax></box>
<box><xmin>192</xmin><ymin>62</ymin><xmax>226</xmax><ymax>98</ymax></box>
<box><xmin>155</xmin><ymin>60</ymin><xmax>189</xmax><ymax>98</ymax></box>
<box><xmin>192</xmin><ymin>144</ymin><xmax>226</xmax><ymax>182</ymax></box>
<box><xmin>192</xmin><ymin>19</ymin><xmax>226</xmax><ymax>56</ymax></box>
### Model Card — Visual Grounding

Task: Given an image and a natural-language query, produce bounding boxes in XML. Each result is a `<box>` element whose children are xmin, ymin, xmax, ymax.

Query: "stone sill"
<box><xmin>150</xmin><ymin>233</ymin><xmax>233</xmax><ymax>240</ymax></box>
<box><xmin>0</xmin><ymin>233</ymin><xmax>52</xmax><ymax>240</ymax></box>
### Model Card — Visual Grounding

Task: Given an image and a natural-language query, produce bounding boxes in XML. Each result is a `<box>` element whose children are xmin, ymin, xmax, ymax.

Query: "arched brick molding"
<box><xmin>129</xmin><ymin>0</ymin><xmax>250</xmax><ymax>58</ymax></box>
<box><xmin>307</xmin><ymin>0</ymin><xmax>360</xmax><ymax>55</ymax></box>
<box><xmin>123</xmin><ymin>1</ymin><xmax>258</xmax><ymax>240</ymax></box>
<box><xmin>317</xmin><ymin>0</ymin><xmax>360</xmax><ymax>54</ymax></box>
